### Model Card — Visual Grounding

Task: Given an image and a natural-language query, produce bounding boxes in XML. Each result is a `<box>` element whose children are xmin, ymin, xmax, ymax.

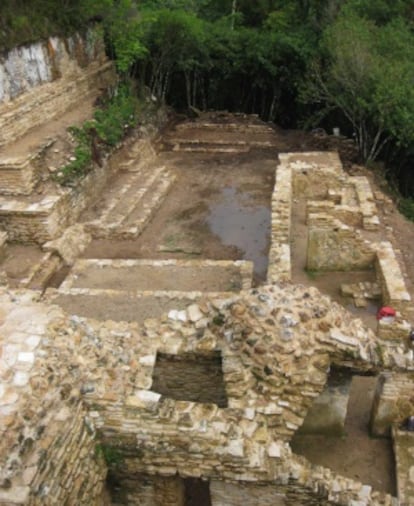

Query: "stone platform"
<box><xmin>46</xmin><ymin>258</ymin><xmax>253</xmax><ymax>323</ymax></box>
<box><xmin>2</xmin><ymin>109</ymin><xmax>414</xmax><ymax>505</ymax></box>
<box><xmin>162</xmin><ymin>113</ymin><xmax>279</xmax><ymax>153</ymax></box>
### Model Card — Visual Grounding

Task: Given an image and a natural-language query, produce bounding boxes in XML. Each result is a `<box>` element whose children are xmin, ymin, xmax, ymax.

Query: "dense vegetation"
<box><xmin>55</xmin><ymin>86</ymin><xmax>140</xmax><ymax>186</ymax></box>
<box><xmin>1</xmin><ymin>0</ymin><xmax>413</xmax><ymax>197</ymax></box>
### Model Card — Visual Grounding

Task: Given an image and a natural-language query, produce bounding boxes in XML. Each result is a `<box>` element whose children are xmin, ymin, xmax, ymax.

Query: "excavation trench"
<box><xmin>0</xmin><ymin>115</ymin><xmax>398</xmax><ymax>500</ymax></box>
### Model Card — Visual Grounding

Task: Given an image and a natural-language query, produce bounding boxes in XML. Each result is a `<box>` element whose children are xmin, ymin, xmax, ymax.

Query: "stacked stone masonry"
<box><xmin>268</xmin><ymin>151</ymin><xmax>412</xmax><ymax>329</ymax></box>
<box><xmin>0</xmin><ymin>31</ymin><xmax>114</xmax><ymax>147</ymax></box>
<box><xmin>1</xmin><ymin>286</ymin><xmax>408</xmax><ymax>505</ymax></box>
<box><xmin>2</xmin><ymin>103</ymin><xmax>414</xmax><ymax>506</ymax></box>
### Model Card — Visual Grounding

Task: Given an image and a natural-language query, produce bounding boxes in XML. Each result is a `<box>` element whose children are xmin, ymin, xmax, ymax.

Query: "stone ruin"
<box><xmin>1</xmin><ymin>32</ymin><xmax>414</xmax><ymax>506</ymax></box>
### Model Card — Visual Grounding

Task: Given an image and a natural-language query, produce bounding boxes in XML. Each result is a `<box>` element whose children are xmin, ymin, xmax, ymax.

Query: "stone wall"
<box><xmin>306</xmin><ymin>214</ymin><xmax>376</xmax><ymax>271</ymax></box>
<box><xmin>0</xmin><ymin>292</ymin><xmax>109</xmax><ymax>505</ymax></box>
<box><xmin>267</xmin><ymin>160</ymin><xmax>291</xmax><ymax>283</ymax></box>
<box><xmin>210</xmin><ymin>480</ymin><xmax>351</xmax><ymax>506</ymax></box>
<box><xmin>370</xmin><ymin>372</ymin><xmax>414</xmax><ymax>437</ymax></box>
<box><xmin>0</xmin><ymin>151</ymin><xmax>45</xmax><ymax>196</ymax></box>
<box><xmin>0</xmin><ymin>146</ymin><xmax>120</xmax><ymax>243</ymax></box>
<box><xmin>0</xmin><ymin>196</ymin><xmax>63</xmax><ymax>243</ymax></box>
<box><xmin>374</xmin><ymin>242</ymin><xmax>412</xmax><ymax>317</ymax></box>
<box><xmin>0</xmin><ymin>280</ymin><xmax>408</xmax><ymax>506</ymax></box>
<box><xmin>0</xmin><ymin>30</ymin><xmax>115</xmax><ymax>147</ymax></box>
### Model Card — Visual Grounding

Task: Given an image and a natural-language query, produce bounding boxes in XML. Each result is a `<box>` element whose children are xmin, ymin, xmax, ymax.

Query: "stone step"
<box><xmin>167</xmin><ymin>138</ymin><xmax>276</xmax><ymax>149</ymax></box>
<box><xmin>122</xmin><ymin>170</ymin><xmax>173</xmax><ymax>227</ymax></box>
<box><xmin>175</xmin><ymin>122</ymin><xmax>274</xmax><ymax>134</ymax></box>
<box><xmin>0</xmin><ymin>194</ymin><xmax>63</xmax><ymax>243</ymax></box>
<box><xmin>85</xmin><ymin>168</ymin><xmax>175</xmax><ymax>240</ymax></box>
<box><xmin>392</xmin><ymin>426</ymin><xmax>414</xmax><ymax>505</ymax></box>
<box><xmin>105</xmin><ymin>166</ymin><xmax>166</xmax><ymax>226</ymax></box>
<box><xmin>47</xmin><ymin>258</ymin><xmax>253</xmax><ymax>323</ymax></box>
<box><xmin>170</xmin><ymin>143</ymin><xmax>250</xmax><ymax>154</ymax></box>
<box><xmin>84</xmin><ymin>166</ymin><xmax>164</xmax><ymax>228</ymax></box>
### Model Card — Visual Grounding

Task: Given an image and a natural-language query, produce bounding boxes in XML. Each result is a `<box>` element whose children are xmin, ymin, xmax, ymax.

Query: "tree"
<box><xmin>301</xmin><ymin>11</ymin><xmax>414</xmax><ymax>162</ymax></box>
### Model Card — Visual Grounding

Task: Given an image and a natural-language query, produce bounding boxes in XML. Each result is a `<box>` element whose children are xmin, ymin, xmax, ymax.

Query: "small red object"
<box><xmin>376</xmin><ymin>306</ymin><xmax>396</xmax><ymax>320</ymax></box>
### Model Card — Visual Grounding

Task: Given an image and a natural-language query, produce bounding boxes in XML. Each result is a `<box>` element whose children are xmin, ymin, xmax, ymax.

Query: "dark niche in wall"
<box><xmin>151</xmin><ymin>351</ymin><xmax>228</xmax><ymax>408</ymax></box>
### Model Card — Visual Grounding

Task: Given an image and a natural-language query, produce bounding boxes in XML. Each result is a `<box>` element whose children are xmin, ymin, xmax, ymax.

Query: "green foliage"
<box><xmin>399</xmin><ymin>198</ymin><xmax>414</xmax><ymax>222</ymax></box>
<box><xmin>0</xmin><ymin>0</ymin><xmax>113</xmax><ymax>50</ymax></box>
<box><xmin>301</xmin><ymin>9</ymin><xmax>414</xmax><ymax>162</ymax></box>
<box><xmin>95</xmin><ymin>444</ymin><xmax>124</xmax><ymax>467</ymax></box>
<box><xmin>2</xmin><ymin>0</ymin><xmax>414</xmax><ymax>198</ymax></box>
<box><xmin>103</xmin><ymin>1</ymin><xmax>152</xmax><ymax>74</ymax></box>
<box><xmin>93</xmin><ymin>87</ymin><xmax>138</xmax><ymax>145</ymax></box>
<box><xmin>56</xmin><ymin>86</ymin><xmax>139</xmax><ymax>186</ymax></box>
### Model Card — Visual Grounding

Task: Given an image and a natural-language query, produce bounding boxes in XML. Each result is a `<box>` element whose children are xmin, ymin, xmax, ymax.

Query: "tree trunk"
<box><xmin>231</xmin><ymin>0</ymin><xmax>237</xmax><ymax>30</ymax></box>
<box><xmin>184</xmin><ymin>71</ymin><xmax>191</xmax><ymax>108</ymax></box>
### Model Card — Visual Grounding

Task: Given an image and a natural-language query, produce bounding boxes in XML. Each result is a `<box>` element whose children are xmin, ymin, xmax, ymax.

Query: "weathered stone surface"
<box><xmin>43</xmin><ymin>224</ymin><xmax>91</xmax><ymax>265</ymax></box>
<box><xmin>2</xmin><ymin>278</ymin><xmax>408</xmax><ymax>505</ymax></box>
<box><xmin>1</xmin><ymin>106</ymin><xmax>413</xmax><ymax>506</ymax></box>
<box><xmin>0</xmin><ymin>30</ymin><xmax>114</xmax><ymax>147</ymax></box>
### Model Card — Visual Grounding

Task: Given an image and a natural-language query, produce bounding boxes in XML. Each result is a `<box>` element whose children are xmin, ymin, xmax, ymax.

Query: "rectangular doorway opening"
<box><xmin>184</xmin><ymin>478</ymin><xmax>212</xmax><ymax>506</ymax></box>
<box><xmin>151</xmin><ymin>351</ymin><xmax>228</xmax><ymax>407</ymax></box>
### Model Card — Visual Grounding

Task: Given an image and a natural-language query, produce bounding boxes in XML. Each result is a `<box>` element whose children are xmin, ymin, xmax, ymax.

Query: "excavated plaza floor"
<box><xmin>3</xmin><ymin>111</ymin><xmax>414</xmax><ymax>502</ymax></box>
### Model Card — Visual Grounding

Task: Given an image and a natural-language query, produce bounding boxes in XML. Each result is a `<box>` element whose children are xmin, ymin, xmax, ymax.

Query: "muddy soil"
<box><xmin>83</xmin><ymin>151</ymin><xmax>276</xmax><ymax>284</ymax></box>
<box><xmin>3</xmin><ymin>118</ymin><xmax>414</xmax><ymax>497</ymax></box>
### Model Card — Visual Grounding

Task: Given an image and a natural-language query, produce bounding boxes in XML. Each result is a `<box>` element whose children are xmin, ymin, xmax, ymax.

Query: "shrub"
<box><xmin>55</xmin><ymin>86</ymin><xmax>139</xmax><ymax>186</ymax></box>
<box><xmin>399</xmin><ymin>197</ymin><xmax>414</xmax><ymax>222</ymax></box>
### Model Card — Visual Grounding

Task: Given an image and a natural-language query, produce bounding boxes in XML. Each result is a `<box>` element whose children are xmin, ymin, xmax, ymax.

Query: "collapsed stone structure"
<box><xmin>1</xmin><ymin>34</ymin><xmax>414</xmax><ymax>506</ymax></box>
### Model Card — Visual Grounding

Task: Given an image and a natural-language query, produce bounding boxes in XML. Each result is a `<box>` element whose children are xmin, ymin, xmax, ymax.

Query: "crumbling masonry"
<box><xmin>1</xmin><ymin>31</ymin><xmax>414</xmax><ymax>506</ymax></box>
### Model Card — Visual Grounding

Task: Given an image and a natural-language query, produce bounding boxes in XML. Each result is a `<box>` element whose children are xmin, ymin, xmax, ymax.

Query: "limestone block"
<box><xmin>374</xmin><ymin>242</ymin><xmax>411</xmax><ymax>318</ymax></box>
<box><xmin>0</xmin><ymin>30</ymin><xmax>116</xmax><ymax>147</ymax></box>
<box><xmin>307</xmin><ymin>218</ymin><xmax>375</xmax><ymax>271</ymax></box>
<box><xmin>370</xmin><ymin>373</ymin><xmax>414</xmax><ymax>436</ymax></box>
<box><xmin>43</xmin><ymin>224</ymin><xmax>91</xmax><ymax>265</ymax></box>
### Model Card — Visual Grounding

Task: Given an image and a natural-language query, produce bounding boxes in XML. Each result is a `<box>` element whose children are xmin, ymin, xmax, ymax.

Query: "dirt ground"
<box><xmin>2</xmin><ymin>117</ymin><xmax>414</xmax><ymax>497</ymax></box>
<box><xmin>80</xmin><ymin>125</ymin><xmax>414</xmax><ymax>497</ymax></box>
<box><xmin>67</xmin><ymin>263</ymin><xmax>245</xmax><ymax>292</ymax></box>
<box><xmin>292</xmin><ymin>376</ymin><xmax>396</xmax><ymax>494</ymax></box>
<box><xmin>83</xmin><ymin>150</ymin><xmax>277</xmax><ymax>284</ymax></box>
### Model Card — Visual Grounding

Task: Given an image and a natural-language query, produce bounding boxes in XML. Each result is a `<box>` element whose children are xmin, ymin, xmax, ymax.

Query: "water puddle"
<box><xmin>206</xmin><ymin>187</ymin><xmax>270</xmax><ymax>281</ymax></box>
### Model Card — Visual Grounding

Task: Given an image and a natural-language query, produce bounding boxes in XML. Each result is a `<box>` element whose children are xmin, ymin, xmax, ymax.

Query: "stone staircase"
<box><xmin>46</xmin><ymin>258</ymin><xmax>253</xmax><ymax>323</ymax></box>
<box><xmin>0</xmin><ymin>31</ymin><xmax>116</xmax><ymax>245</ymax></box>
<box><xmin>82</xmin><ymin>164</ymin><xmax>175</xmax><ymax>240</ymax></box>
<box><xmin>162</xmin><ymin>112</ymin><xmax>279</xmax><ymax>154</ymax></box>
